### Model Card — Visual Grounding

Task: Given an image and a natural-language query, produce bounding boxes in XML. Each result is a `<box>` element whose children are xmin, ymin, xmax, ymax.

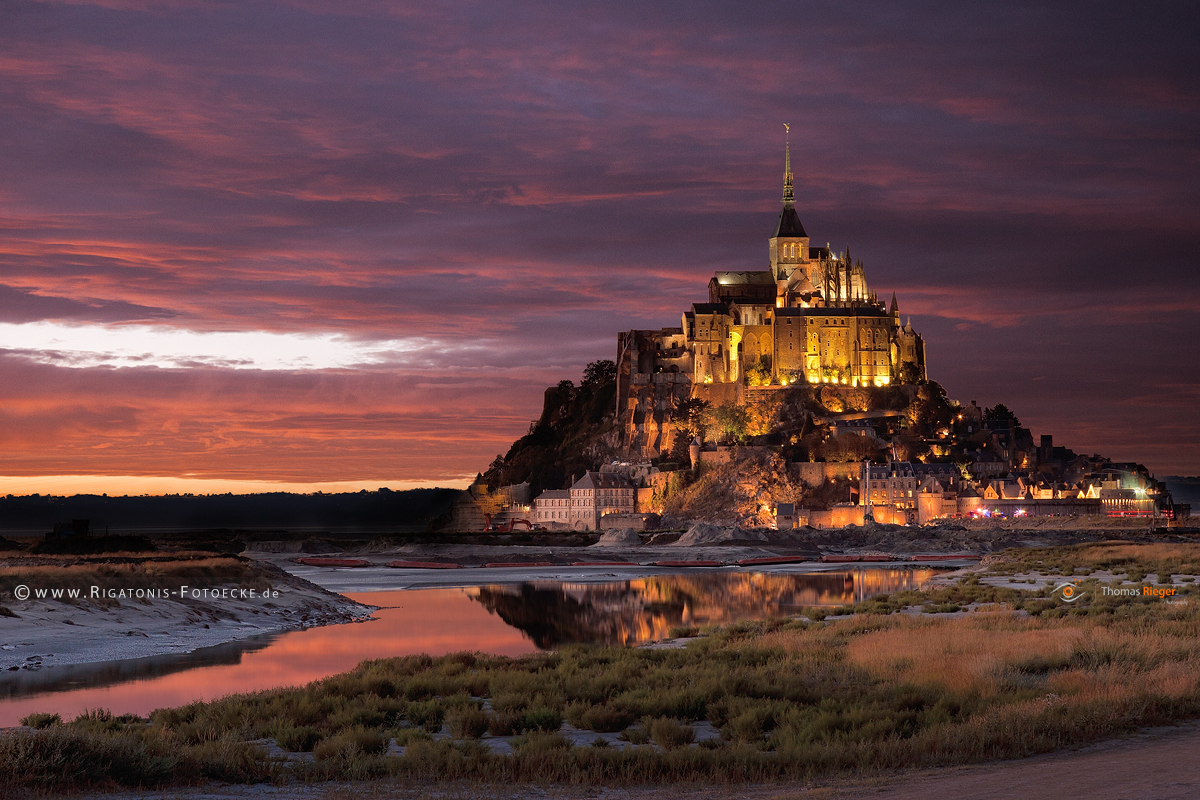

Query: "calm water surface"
<box><xmin>0</xmin><ymin>568</ymin><xmax>933</xmax><ymax>725</ymax></box>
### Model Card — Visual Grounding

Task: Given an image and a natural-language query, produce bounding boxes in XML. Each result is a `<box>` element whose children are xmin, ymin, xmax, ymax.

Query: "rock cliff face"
<box><xmin>618</xmin><ymin>374</ymin><xmax>694</xmax><ymax>458</ymax></box>
<box><xmin>659</xmin><ymin>448</ymin><xmax>814</xmax><ymax>527</ymax></box>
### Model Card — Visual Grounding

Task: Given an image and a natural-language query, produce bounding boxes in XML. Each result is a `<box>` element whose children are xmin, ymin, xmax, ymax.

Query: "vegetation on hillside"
<box><xmin>480</xmin><ymin>361</ymin><xmax>618</xmax><ymax>495</ymax></box>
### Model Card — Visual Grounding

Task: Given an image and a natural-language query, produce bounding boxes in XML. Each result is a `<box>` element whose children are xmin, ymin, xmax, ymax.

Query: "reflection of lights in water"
<box><xmin>469</xmin><ymin>569</ymin><xmax>941</xmax><ymax>648</ymax></box>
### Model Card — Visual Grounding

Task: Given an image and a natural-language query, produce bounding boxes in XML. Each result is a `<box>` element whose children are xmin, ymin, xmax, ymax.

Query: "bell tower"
<box><xmin>769</xmin><ymin>124</ymin><xmax>810</xmax><ymax>282</ymax></box>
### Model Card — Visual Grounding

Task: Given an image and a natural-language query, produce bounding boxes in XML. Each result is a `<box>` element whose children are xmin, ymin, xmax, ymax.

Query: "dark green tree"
<box><xmin>582</xmin><ymin>360</ymin><xmax>616</xmax><ymax>387</ymax></box>
<box><xmin>984</xmin><ymin>403</ymin><xmax>1020</xmax><ymax>427</ymax></box>
<box><xmin>713</xmin><ymin>403</ymin><xmax>750</xmax><ymax>444</ymax></box>
<box><xmin>668</xmin><ymin>397</ymin><xmax>711</xmax><ymax>463</ymax></box>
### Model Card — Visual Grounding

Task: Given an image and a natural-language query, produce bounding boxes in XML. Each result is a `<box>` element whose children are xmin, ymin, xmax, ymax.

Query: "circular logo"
<box><xmin>1052</xmin><ymin>582</ymin><xmax>1086</xmax><ymax>603</ymax></box>
<box><xmin>14</xmin><ymin>585</ymin><xmax>29</xmax><ymax>601</ymax></box>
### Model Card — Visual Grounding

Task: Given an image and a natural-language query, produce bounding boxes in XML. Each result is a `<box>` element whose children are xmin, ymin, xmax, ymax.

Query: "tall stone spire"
<box><xmin>770</xmin><ymin>123</ymin><xmax>807</xmax><ymax>243</ymax></box>
<box><xmin>782</xmin><ymin>123</ymin><xmax>795</xmax><ymax>207</ymax></box>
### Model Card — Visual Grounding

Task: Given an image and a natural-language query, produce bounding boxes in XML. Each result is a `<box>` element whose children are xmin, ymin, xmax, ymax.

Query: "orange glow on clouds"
<box><xmin>0</xmin><ymin>0</ymin><xmax>1195</xmax><ymax>483</ymax></box>
<box><xmin>0</xmin><ymin>474</ymin><xmax>470</xmax><ymax>497</ymax></box>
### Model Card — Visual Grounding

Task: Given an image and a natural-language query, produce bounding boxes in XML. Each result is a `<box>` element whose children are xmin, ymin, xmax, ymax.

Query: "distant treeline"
<box><xmin>0</xmin><ymin>487</ymin><xmax>461</xmax><ymax>534</ymax></box>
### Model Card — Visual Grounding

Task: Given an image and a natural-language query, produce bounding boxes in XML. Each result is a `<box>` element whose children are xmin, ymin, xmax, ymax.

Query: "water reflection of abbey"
<box><xmin>466</xmin><ymin>569</ymin><xmax>935</xmax><ymax>649</ymax></box>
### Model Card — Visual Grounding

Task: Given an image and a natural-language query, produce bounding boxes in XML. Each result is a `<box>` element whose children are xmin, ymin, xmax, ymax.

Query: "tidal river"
<box><xmin>0</xmin><ymin>567</ymin><xmax>936</xmax><ymax>726</ymax></box>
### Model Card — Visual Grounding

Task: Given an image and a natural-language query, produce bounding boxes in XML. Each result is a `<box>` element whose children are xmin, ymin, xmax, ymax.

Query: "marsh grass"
<box><xmin>5</xmin><ymin>545</ymin><xmax>1200</xmax><ymax>791</ymax></box>
<box><xmin>988</xmin><ymin>542</ymin><xmax>1200</xmax><ymax>580</ymax></box>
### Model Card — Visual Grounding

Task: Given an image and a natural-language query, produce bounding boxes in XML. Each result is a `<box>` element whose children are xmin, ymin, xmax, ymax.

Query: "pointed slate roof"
<box><xmin>773</xmin><ymin>206</ymin><xmax>808</xmax><ymax>238</ymax></box>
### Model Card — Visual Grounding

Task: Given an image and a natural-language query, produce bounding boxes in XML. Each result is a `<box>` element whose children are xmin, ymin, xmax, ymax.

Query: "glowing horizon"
<box><xmin>0</xmin><ymin>474</ymin><xmax>472</xmax><ymax>499</ymax></box>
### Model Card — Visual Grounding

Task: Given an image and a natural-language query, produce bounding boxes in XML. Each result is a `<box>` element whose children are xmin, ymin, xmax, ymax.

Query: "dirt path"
<box><xmin>824</xmin><ymin>721</ymin><xmax>1200</xmax><ymax>800</ymax></box>
<box><xmin>53</xmin><ymin>720</ymin><xmax>1200</xmax><ymax>800</ymax></box>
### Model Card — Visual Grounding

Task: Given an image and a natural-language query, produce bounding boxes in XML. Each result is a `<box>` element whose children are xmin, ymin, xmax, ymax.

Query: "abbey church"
<box><xmin>616</xmin><ymin>134</ymin><xmax>927</xmax><ymax>456</ymax></box>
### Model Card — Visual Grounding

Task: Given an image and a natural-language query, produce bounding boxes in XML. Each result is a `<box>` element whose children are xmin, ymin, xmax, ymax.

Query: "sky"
<box><xmin>0</xmin><ymin>0</ymin><xmax>1198</xmax><ymax>494</ymax></box>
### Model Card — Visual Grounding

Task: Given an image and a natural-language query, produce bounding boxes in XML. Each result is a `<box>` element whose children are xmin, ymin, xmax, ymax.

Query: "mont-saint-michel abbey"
<box><xmin>466</xmin><ymin>135</ymin><xmax>1181</xmax><ymax>534</ymax></box>
<box><xmin>616</xmin><ymin>136</ymin><xmax>926</xmax><ymax>457</ymax></box>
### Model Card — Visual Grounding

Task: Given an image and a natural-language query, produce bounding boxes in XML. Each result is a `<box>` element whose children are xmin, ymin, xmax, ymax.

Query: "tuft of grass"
<box><xmin>522</xmin><ymin>706</ymin><xmax>564</xmax><ymax>733</ymax></box>
<box><xmin>619</xmin><ymin>725</ymin><xmax>650</xmax><ymax>745</ymax></box>
<box><xmin>513</xmin><ymin>731</ymin><xmax>571</xmax><ymax>754</ymax></box>
<box><xmin>486</xmin><ymin>711</ymin><xmax>525</xmax><ymax>737</ymax></box>
<box><xmin>390</xmin><ymin>727</ymin><xmax>432</xmax><ymax>746</ymax></box>
<box><xmin>405</xmin><ymin>699</ymin><xmax>445</xmax><ymax>732</ymax></box>
<box><xmin>648</xmin><ymin>717</ymin><xmax>695</xmax><ymax>750</ymax></box>
<box><xmin>20</xmin><ymin>712</ymin><xmax>62</xmax><ymax>729</ymax></box>
<box><xmin>578</xmin><ymin>704</ymin><xmax>636</xmax><ymax>733</ymax></box>
<box><xmin>446</xmin><ymin>707</ymin><xmax>490</xmax><ymax>740</ymax></box>
<box><xmin>312</xmin><ymin>726</ymin><xmax>388</xmax><ymax>761</ymax></box>
<box><xmin>274</xmin><ymin>725</ymin><xmax>322</xmax><ymax>752</ymax></box>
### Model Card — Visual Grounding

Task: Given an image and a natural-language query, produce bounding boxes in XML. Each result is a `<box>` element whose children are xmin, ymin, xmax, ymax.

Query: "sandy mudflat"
<box><xmin>0</xmin><ymin>563</ymin><xmax>372</xmax><ymax>674</ymax></box>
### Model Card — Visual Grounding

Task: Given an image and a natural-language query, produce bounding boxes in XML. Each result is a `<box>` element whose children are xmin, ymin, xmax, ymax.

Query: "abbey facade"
<box><xmin>616</xmin><ymin>139</ymin><xmax>927</xmax><ymax>456</ymax></box>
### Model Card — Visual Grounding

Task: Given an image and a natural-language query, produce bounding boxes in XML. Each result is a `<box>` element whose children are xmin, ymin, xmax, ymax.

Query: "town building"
<box><xmin>861</xmin><ymin>462</ymin><xmax>918</xmax><ymax>511</ymax></box>
<box><xmin>774</xmin><ymin>502</ymin><xmax>799</xmax><ymax>530</ymax></box>
<box><xmin>533</xmin><ymin>489</ymin><xmax>570</xmax><ymax>526</ymax></box>
<box><xmin>562</xmin><ymin>471</ymin><xmax>637</xmax><ymax>531</ymax></box>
